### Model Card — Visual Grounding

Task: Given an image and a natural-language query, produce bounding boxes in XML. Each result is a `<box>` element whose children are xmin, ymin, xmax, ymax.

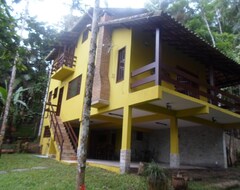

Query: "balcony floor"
<box><xmin>91</xmin><ymin>86</ymin><xmax>240</xmax><ymax>129</ymax></box>
<box><xmin>52</xmin><ymin>65</ymin><xmax>75</xmax><ymax>81</ymax></box>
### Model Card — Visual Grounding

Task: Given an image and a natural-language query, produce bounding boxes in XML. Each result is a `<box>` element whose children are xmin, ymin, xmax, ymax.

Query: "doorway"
<box><xmin>56</xmin><ymin>87</ymin><xmax>64</xmax><ymax>116</ymax></box>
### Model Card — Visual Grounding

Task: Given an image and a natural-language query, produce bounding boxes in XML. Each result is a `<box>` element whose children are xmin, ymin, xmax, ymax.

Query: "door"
<box><xmin>56</xmin><ymin>87</ymin><xmax>64</xmax><ymax>116</ymax></box>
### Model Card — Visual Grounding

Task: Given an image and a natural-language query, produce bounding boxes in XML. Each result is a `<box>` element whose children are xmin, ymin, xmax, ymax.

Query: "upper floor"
<box><xmin>45</xmin><ymin>8</ymin><xmax>240</xmax><ymax>124</ymax></box>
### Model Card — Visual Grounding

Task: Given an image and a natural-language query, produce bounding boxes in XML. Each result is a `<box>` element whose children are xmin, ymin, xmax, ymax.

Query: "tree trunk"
<box><xmin>0</xmin><ymin>55</ymin><xmax>18</xmax><ymax>157</ymax></box>
<box><xmin>198</xmin><ymin>1</ymin><xmax>216</xmax><ymax>47</ymax></box>
<box><xmin>216</xmin><ymin>9</ymin><xmax>223</xmax><ymax>34</ymax></box>
<box><xmin>76</xmin><ymin>1</ymin><xmax>100</xmax><ymax>189</ymax></box>
<box><xmin>37</xmin><ymin>61</ymin><xmax>53</xmax><ymax>139</ymax></box>
<box><xmin>202</xmin><ymin>11</ymin><xmax>216</xmax><ymax>47</ymax></box>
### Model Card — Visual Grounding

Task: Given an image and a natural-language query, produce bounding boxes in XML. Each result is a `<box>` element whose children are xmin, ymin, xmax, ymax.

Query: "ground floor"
<box><xmin>41</xmin><ymin>121</ymin><xmax>231</xmax><ymax>173</ymax></box>
<box><xmin>40</xmin><ymin>87</ymin><xmax>240</xmax><ymax>173</ymax></box>
<box><xmin>87</xmin><ymin>125</ymin><xmax>228</xmax><ymax>172</ymax></box>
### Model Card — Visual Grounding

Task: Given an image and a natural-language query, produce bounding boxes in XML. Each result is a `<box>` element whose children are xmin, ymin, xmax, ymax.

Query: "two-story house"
<box><xmin>40</xmin><ymin>8</ymin><xmax>240</xmax><ymax>173</ymax></box>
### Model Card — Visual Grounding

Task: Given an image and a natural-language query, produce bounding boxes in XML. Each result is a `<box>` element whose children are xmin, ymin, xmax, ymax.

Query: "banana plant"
<box><xmin>0</xmin><ymin>85</ymin><xmax>29</xmax><ymax>121</ymax></box>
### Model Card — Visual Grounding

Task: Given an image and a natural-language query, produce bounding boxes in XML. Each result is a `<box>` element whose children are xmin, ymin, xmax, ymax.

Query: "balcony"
<box><xmin>131</xmin><ymin>61</ymin><xmax>240</xmax><ymax>114</ymax></box>
<box><xmin>51</xmin><ymin>52</ymin><xmax>77</xmax><ymax>81</ymax></box>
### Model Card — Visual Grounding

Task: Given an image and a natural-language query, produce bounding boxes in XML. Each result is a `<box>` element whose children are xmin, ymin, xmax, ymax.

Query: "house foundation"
<box><xmin>170</xmin><ymin>153</ymin><xmax>180</xmax><ymax>168</ymax></box>
<box><xmin>120</xmin><ymin>149</ymin><xmax>131</xmax><ymax>173</ymax></box>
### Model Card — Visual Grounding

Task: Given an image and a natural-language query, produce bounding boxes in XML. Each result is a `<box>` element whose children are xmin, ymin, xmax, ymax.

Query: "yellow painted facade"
<box><xmin>40</xmin><ymin>9</ymin><xmax>240</xmax><ymax>172</ymax></box>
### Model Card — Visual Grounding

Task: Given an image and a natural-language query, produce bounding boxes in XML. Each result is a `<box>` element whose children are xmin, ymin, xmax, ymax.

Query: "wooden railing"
<box><xmin>45</xmin><ymin>102</ymin><xmax>64</xmax><ymax>159</ymax></box>
<box><xmin>52</xmin><ymin>52</ymin><xmax>77</xmax><ymax>73</ymax></box>
<box><xmin>64</xmin><ymin>122</ymin><xmax>78</xmax><ymax>153</ymax></box>
<box><xmin>131</xmin><ymin>62</ymin><xmax>157</xmax><ymax>89</ymax></box>
<box><xmin>131</xmin><ymin>62</ymin><xmax>240</xmax><ymax>112</ymax></box>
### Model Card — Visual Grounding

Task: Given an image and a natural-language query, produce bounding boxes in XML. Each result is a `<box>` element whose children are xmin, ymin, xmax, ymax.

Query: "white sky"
<box><xmin>11</xmin><ymin>0</ymin><xmax>147</xmax><ymax>25</ymax></box>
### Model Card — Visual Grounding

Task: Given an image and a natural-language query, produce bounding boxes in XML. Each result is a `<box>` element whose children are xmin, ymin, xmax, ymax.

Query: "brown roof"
<box><xmin>100</xmin><ymin>10</ymin><xmax>240</xmax><ymax>87</ymax></box>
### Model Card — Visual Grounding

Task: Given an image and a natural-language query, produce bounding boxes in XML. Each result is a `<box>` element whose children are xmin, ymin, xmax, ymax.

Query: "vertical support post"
<box><xmin>222</xmin><ymin>131</ymin><xmax>228</xmax><ymax>168</ymax></box>
<box><xmin>120</xmin><ymin>106</ymin><xmax>132</xmax><ymax>174</ymax></box>
<box><xmin>155</xmin><ymin>28</ymin><xmax>161</xmax><ymax>85</ymax></box>
<box><xmin>170</xmin><ymin>116</ymin><xmax>180</xmax><ymax>168</ymax></box>
<box><xmin>209</xmin><ymin>64</ymin><xmax>215</xmax><ymax>103</ymax></box>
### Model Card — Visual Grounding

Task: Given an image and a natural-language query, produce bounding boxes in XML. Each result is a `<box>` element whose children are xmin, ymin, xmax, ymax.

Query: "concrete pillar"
<box><xmin>222</xmin><ymin>132</ymin><xmax>228</xmax><ymax>169</ymax></box>
<box><xmin>170</xmin><ymin>117</ymin><xmax>180</xmax><ymax>168</ymax></box>
<box><xmin>120</xmin><ymin>149</ymin><xmax>131</xmax><ymax>173</ymax></box>
<box><xmin>120</xmin><ymin>106</ymin><xmax>132</xmax><ymax>173</ymax></box>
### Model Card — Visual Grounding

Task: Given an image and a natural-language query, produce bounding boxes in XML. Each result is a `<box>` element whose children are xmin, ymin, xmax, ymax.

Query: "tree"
<box><xmin>76</xmin><ymin>0</ymin><xmax>100</xmax><ymax>189</ymax></box>
<box><xmin>0</xmin><ymin>0</ymin><xmax>57</xmax><ymax>152</ymax></box>
<box><xmin>0</xmin><ymin>0</ymin><xmax>20</xmax><ymax>155</ymax></box>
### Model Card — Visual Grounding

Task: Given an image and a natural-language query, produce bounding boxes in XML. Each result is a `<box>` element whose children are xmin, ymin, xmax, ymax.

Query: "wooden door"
<box><xmin>56</xmin><ymin>87</ymin><xmax>64</xmax><ymax>116</ymax></box>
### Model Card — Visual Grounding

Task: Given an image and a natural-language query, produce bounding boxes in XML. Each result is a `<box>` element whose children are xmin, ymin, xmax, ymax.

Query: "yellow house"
<box><xmin>40</xmin><ymin>8</ymin><xmax>240</xmax><ymax>173</ymax></box>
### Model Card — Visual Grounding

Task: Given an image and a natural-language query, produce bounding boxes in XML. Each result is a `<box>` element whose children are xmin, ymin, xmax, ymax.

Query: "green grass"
<box><xmin>188</xmin><ymin>182</ymin><xmax>218</xmax><ymax>190</ymax></box>
<box><xmin>0</xmin><ymin>154</ymin><xmax>228</xmax><ymax>190</ymax></box>
<box><xmin>0</xmin><ymin>154</ymin><xmax>147</xmax><ymax>190</ymax></box>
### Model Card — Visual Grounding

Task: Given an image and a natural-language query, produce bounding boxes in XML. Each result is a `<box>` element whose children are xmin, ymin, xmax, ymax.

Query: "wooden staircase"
<box><xmin>56</xmin><ymin>117</ymin><xmax>77</xmax><ymax>160</ymax></box>
<box><xmin>46</xmin><ymin>102</ymin><xmax>77</xmax><ymax>161</ymax></box>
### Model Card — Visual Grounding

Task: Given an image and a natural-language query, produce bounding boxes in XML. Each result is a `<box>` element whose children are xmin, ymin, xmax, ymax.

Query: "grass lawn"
<box><xmin>0</xmin><ymin>153</ymin><xmax>234</xmax><ymax>190</ymax></box>
<box><xmin>0</xmin><ymin>154</ymin><xmax>147</xmax><ymax>190</ymax></box>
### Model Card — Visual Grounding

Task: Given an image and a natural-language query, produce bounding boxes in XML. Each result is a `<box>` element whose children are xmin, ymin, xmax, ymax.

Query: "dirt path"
<box><xmin>0</xmin><ymin>166</ymin><xmax>48</xmax><ymax>175</ymax></box>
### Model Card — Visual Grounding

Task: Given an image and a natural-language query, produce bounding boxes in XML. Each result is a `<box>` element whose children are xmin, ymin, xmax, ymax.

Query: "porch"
<box><xmin>46</xmin><ymin>31</ymin><xmax>79</xmax><ymax>81</ymax></box>
<box><xmin>129</xmin><ymin>27</ymin><xmax>240</xmax><ymax>115</ymax></box>
<box><xmin>91</xmin><ymin>84</ymin><xmax>240</xmax><ymax>172</ymax></box>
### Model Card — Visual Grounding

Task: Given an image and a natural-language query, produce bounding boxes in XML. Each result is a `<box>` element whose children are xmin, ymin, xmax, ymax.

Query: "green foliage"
<box><xmin>144</xmin><ymin>161</ymin><xmax>167</xmax><ymax>181</ymax></box>
<box><xmin>0</xmin><ymin>1</ymin><xmax>19</xmax><ymax>66</ymax></box>
<box><xmin>0</xmin><ymin>0</ymin><xmax>58</xmax><ymax>140</ymax></box>
<box><xmin>215</xmin><ymin>32</ymin><xmax>235</xmax><ymax>57</ymax></box>
<box><xmin>0</xmin><ymin>86</ymin><xmax>7</xmax><ymax>105</ymax></box>
<box><xmin>0</xmin><ymin>84</ymin><xmax>29</xmax><ymax>132</ymax></box>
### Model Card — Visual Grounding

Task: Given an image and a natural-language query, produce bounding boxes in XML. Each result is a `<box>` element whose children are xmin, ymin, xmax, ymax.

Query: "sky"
<box><xmin>11</xmin><ymin>0</ymin><xmax>147</xmax><ymax>25</ymax></box>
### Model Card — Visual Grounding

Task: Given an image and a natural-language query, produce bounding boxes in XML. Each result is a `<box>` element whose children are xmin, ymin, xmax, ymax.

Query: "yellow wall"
<box><xmin>41</xmin><ymin>30</ymin><xmax>91</xmax><ymax>156</ymax></box>
<box><xmin>41</xmin><ymin>137</ymin><xmax>50</xmax><ymax>155</ymax></box>
<box><xmin>130</xmin><ymin>28</ymin><xmax>155</xmax><ymax>91</ymax></box>
<box><xmin>92</xmin><ymin>28</ymin><xmax>133</xmax><ymax>115</ymax></box>
<box><xmin>45</xmin><ymin>31</ymin><xmax>91</xmax><ymax>122</ymax></box>
<box><xmin>59</xmin><ymin>32</ymin><xmax>90</xmax><ymax>121</ymax></box>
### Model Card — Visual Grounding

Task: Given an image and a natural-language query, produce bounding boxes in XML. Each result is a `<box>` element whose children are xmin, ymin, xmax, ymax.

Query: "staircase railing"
<box><xmin>64</xmin><ymin>122</ymin><xmax>78</xmax><ymax>153</ymax></box>
<box><xmin>45</xmin><ymin>102</ymin><xmax>64</xmax><ymax>160</ymax></box>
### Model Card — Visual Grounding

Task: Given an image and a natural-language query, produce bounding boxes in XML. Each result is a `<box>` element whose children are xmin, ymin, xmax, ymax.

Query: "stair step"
<box><xmin>63</xmin><ymin>142</ymin><xmax>73</xmax><ymax>146</ymax></box>
<box><xmin>62</xmin><ymin>149</ymin><xmax>75</xmax><ymax>153</ymax></box>
<box><xmin>61</xmin><ymin>155</ymin><xmax>77</xmax><ymax>160</ymax></box>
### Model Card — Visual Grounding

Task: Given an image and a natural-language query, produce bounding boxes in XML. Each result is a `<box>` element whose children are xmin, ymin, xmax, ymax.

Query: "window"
<box><xmin>116</xmin><ymin>47</ymin><xmax>126</xmax><ymax>82</ymax></box>
<box><xmin>48</xmin><ymin>91</ymin><xmax>52</xmax><ymax>102</ymax></box>
<box><xmin>82</xmin><ymin>30</ymin><xmax>89</xmax><ymax>43</ymax></box>
<box><xmin>53</xmin><ymin>87</ymin><xmax>58</xmax><ymax>99</ymax></box>
<box><xmin>43</xmin><ymin>126</ymin><xmax>51</xmax><ymax>138</ymax></box>
<box><xmin>67</xmin><ymin>75</ymin><xmax>82</xmax><ymax>99</ymax></box>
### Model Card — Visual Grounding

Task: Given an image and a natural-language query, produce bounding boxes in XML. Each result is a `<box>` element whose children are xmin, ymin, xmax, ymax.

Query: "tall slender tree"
<box><xmin>0</xmin><ymin>0</ymin><xmax>20</xmax><ymax>155</ymax></box>
<box><xmin>76</xmin><ymin>0</ymin><xmax>100</xmax><ymax>189</ymax></box>
<box><xmin>0</xmin><ymin>0</ymin><xmax>56</xmax><ymax>149</ymax></box>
